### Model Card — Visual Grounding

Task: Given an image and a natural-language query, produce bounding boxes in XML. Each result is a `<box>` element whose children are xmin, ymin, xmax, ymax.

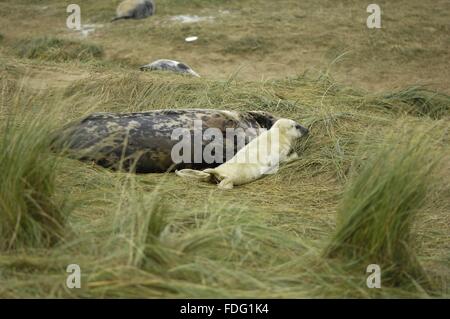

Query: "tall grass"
<box><xmin>112</xmin><ymin>179</ymin><xmax>175</xmax><ymax>270</ymax></box>
<box><xmin>0</xmin><ymin>70</ymin><xmax>448</xmax><ymax>297</ymax></box>
<box><xmin>0</xmin><ymin>99</ymin><xmax>70</xmax><ymax>250</ymax></box>
<box><xmin>0</xmin><ymin>0</ymin><xmax>449</xmax><ymax>298</ymax></box>
<box><xmin>325</xmin><ymin>130</ymin><xmax>440</xmax><ymax>287</ymax></box>
<box><xmin>377</xmin><ymin>87</ymin><xmax>450</xmax><ymax>120</ymax></box>
<box><xmin>15</xmin><ymin>37</ymin><xmax>104</xmax><ymax>62</ymax></box>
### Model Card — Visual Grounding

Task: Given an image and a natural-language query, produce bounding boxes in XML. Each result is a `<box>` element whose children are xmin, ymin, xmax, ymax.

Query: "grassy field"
<box><xmin>0</xmin><ymin>0</ymin><xmax>449</xmax><ymax>298</ymax></box>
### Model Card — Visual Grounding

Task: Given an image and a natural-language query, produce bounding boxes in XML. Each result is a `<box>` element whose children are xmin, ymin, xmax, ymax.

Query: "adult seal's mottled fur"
<box><xmin>140</xmin><ymin>59</ymin><xmax>200</xmax><ymax>77</ymax></box>
<box><xmin>53</xmin><ymin>109</ymin><xmax>278</xmax><ymax>173</ymax></box>
<box><xmin>111</xmin><ymin>0</ymin><xmax>155</xmax><ymax>22</ymax></box>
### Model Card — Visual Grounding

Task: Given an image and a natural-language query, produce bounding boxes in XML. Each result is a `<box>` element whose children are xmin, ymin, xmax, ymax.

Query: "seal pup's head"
<box><xmin>140</xmin><ymin>59</ymin><xmax>200</xmax><ymax>77</ymax></box>
<box><xmin>272</xmin><ymin>118</ymin><xmax>309</xmax><ymax>140</ymax></box>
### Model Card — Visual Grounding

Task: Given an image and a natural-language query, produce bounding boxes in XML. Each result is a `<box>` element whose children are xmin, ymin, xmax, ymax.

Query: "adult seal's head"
<box><xmin>140</xmin><ymin>59</ymin><xmax>200</xmax><ymax>77</ymax></box>
<box><xmin>52</xmin><ymin>109</ymin><xmax>281</xmax><ymax>173</ymax></box>
<box><xmin>111</xmin><ymin>0</ymin><xmax>155</xmax><ymax>22</ymax></box>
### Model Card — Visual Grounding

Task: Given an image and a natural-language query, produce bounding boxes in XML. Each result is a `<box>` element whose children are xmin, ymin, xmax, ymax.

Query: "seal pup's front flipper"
<box><xmin>218</xmin><ymin>178</ymin><xmax>234</xmax><ymax>190</ymax></box>
<box><xmin>175</xmin><ymin>169</ymin><xmax>212</xmax><ymax>182</ymax></box>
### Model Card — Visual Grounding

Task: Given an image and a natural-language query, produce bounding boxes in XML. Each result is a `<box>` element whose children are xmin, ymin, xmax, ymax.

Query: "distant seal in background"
<box><xmin>53</xmin><ymin>109</ymin><xmax>278</xmax><ymax>173</ymax></box>
<box><xmin>140</xmin><ymin>59</ymin><xmax>201</xmax><ymax>77</ymax></box>
<box><xmin>175</xmin><ymin>119</ymin><xmax>309</xmax><ymax>189</ymax></box>
<box><xmin>111</xmin><ymin>0</ymin><xmax>155</xmax><ymax>22</ymax></box>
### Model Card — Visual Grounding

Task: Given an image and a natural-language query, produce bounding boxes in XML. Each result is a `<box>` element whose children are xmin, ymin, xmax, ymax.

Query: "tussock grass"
<box><xmin>15</xmin><ymin>37</ymin><xmax>104</xmax><ymax>62</ymax></box>
<box><xmin>0</xmin><ymin>0</ymin><xmax>448</xmax><ymax>299</ymax></box>
<box><xmin>112</xmin><ymin>180</ymin><xmax>175</xmax><ymax>270</ymax></box>
<box><xmin>64</xmin><ymin>72</ymin><xmax>307</xmax><ymax>113</ymax></box>
<box><xmin>325</xmin><ymin>130</ymin><xmax>442</xmax><ymax>287</ymax></box>
<box><xmin>0</xmin><ymin>104</ymin><xmax>70</xmax><ymax>250</ymax></box>
<box><xmin>0</xmin><ymin>67</ymin><xmax>448</xmax><ymax>297</ymax></box>
<box><xmin>378</xmin><ymin>87</ymin><xmax>450</xmax><ymax>120</ymax></box>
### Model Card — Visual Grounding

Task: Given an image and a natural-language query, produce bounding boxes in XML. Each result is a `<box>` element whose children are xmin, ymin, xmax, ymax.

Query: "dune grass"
<box><xmin>377</xmin><ymin>87</ymin><xmax>450</xmax><ymax>120</ymax></box>
<box><xmin>0</xmin><ymin>70</ymin><xmax>448</xmax><ymax>298</ymax></box>
<box><xmin>1</xmin><ymin>0</ymin><xmax>449</xmax><ymax>92</ymax></box>
<box><xmin>0</xmin><ymin>0</ymin><xmax>448</xmax><ymax>299</ymax></box>
<box><xmin>325</xmin><ymin>131</ymin><xmax>442</xmax><ymax>288</ymax></box>
<box><xmin>0</xmin><ymin>95</ymin><xmax>71</xmax><ymax>250</ymax></box>
<box><xmin>15</xmin><ymin>37</ymin><xmax>104</xmax><ymax>62</ymax></box>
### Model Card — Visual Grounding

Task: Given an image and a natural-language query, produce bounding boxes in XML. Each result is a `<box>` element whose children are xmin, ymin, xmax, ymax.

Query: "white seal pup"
<box><xmin>111</xmin><ymin>0</ymin><xmax>155</xmax><ymax>22</ymax></box>
<box><xmin>140</xmin><ymin>59</ymin><xmax>200</xmax><ymax>77</ymax></box>
<box><xmin>175</xmin><ymin>119</ymin><xmax>309</xmax><ymax>189</ymax></box>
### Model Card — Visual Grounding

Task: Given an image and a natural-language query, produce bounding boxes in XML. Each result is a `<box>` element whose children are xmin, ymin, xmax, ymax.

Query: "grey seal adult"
<box><xmin>140</xmin><ymin>59</ymin><xmax>200</xmax><ymax>77</ymax></box>
<box><xmin>53</xmin><ymin>109</ymin><xmax>279</xmax><ymax>173</ymax></box>
<box><xmin>111</xmin><ymin>0</ymin><xmax>155</xmax><ymax>22</ymax></box>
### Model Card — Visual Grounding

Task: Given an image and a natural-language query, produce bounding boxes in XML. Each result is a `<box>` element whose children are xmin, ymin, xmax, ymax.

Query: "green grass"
<box><xmin>0</xmin><ymin>0</ymin><xmax>448</xmax><ymax>299</ymax></box>
<box><xmin>222</xmin><ymin>36</ymin><xmax>271</xmax><ymax>55</ymax></box>
<box><xmin>15</xmin><ymin>37</ymin><xmax>104</xmax><ymax>62</ymax></box>
<box><xmin>0</xmin><ymin>96</ymin><xmax>71</xmax><ymax>250</ymax></box>
<box><xmin>379</xmin><ymin>87</ymin><xmax>450</xmax><ymax>119</ymax></box>
<box><xmin>325</xmin><ymin>131</ymin><xmax>442</xmax><ymax>287</ymax></box>
<box><xmin>0</xmin><ymin>71</ymin><xmax>448</xmax><ymax>298</ymax></box>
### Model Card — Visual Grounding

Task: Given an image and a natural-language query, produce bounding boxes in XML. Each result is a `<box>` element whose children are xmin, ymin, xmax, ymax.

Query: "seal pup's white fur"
<box><xmin>175</xmin><ymin>119</ymin><xmax>308</xmax><ymax>189</ymax></box>
<box><xmin>140</xmin><ymin>59</ymin><xmax>200</xmax><ymax>77</ymax></box>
